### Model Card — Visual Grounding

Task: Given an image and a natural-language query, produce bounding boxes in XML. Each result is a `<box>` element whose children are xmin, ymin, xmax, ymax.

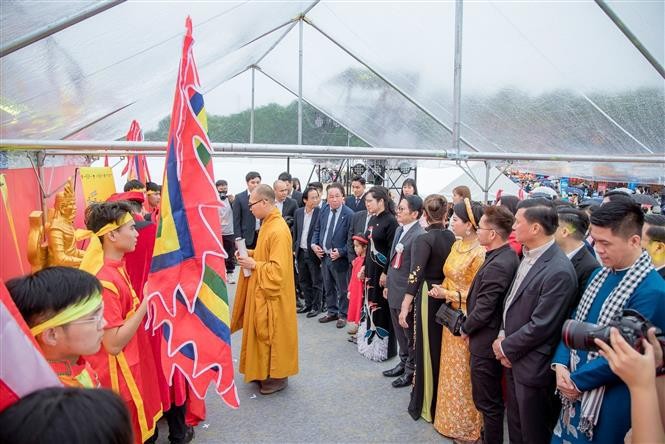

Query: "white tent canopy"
<box><xmin>417</xmin><ymin>162</ymin><xmax>521</xmax><ymax>202</ymax></box>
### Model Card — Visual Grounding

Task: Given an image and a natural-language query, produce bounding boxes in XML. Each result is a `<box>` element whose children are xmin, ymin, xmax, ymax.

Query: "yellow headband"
<box><xmin>30</xmin><ymin>291</ymin><xmax>103</xmax><ymax>336</ymax></box>
<box><xmin>79</xmin><ymin>212</ymin><xmax>134</xmax><ymax>276</ymax></box>
<box><xmin>464</xmin><ymin>198</ymin><xmax>477</xmax><ymax>229</ymax></box>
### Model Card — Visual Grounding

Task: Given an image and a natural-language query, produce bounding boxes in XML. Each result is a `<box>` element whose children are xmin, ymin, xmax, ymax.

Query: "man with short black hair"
<box><xmin>233</xmin><ymin>171</ymin><xmax>262</xmax><ymax>249</ymax></box>
<box><xmin>345</xmin><ymin>176</ymin><xmax>367</xmax><ymax>212</ymax></box>
<box><xmin>293</xmin><ymin>187</ymin><xmax>323</xmax><ymax>316</ymax></box>
<box><xmin>642</xmin><ymin>214</ymin><xmax>665</xmax><ymax>278</ymax></box>
<box><xmin>492</xmin><ymin>198</ymin><xmax>577</xmax><ymax>444</ymax></box>
<box><xmin>217</xmin><ymin>179</ymin><xmax>236</xmax><ymax>282</ymax></box>
<box><xmin>385</xmin><ymin>195</ymin><xmax>425</xmax><ymax>388</ymax></box>
<box><xmin>279</xmin><ymin>171</ymin><xmax>303</xmax><ymax>208</ymax></box>
<box><xmin>551</xmin><ymin>201</ymin><xmax>665</xmax><ymax>443</ymax></box>
<box><xmin>312</xmin><ymin>183</ymin><xmax>354</xmax><ymax>328</ymax></box>
<box><xmin>123</xmin><ymin>179</ymin><xmax>145</xmax><ymax>192</ymax></box>
<box><xmin>461</xmin><ymin>206</ymin><xmax>520</xmax><ymax>444</ymax></box>
<box><xmin>555</xmin><ymin>208</ymin><xmax>600</xmax><ymax>313</ymax></box>
<box><xmin>7</xmin><ymin>267</ymin><xmax>105</xmax><ymax>388</ymax></box>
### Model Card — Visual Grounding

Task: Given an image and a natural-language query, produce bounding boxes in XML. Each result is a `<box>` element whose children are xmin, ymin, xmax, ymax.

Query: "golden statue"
<box><xmin>27</xmin><ymin>178</ymin><xmax>86</xmax><ymax>271</ymax></box>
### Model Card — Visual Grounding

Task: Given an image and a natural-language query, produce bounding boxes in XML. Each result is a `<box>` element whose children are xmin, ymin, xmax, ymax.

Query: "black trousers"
<box><xmin>389</xmin><ymin>306</ymin><xmax>415</xmax><ymax>375</ymax></box>
<box><xmin>505</xmin><ymin>370</ymin><xmax>557</xmax><ymax>444</ymax></box>
<box><xmin>296</xmin><ymin>249</ymin><xmax>323</xmax><ymax>311</ymax></box>
<box><xmin>470</xmin><ymin>353</ymin><xmax>504</xmax><ymax>444</ymax></box>
<box><xmin>222</xmin><ymin>234</ymin><xmax>236</xmax><ymax>274</ymax></box>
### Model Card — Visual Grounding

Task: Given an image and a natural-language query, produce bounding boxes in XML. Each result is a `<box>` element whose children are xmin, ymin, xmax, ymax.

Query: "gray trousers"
<box><xmin>389</xmin><ymin>306</ymin><xmax>415</xmax><ymax>375</ymax></box>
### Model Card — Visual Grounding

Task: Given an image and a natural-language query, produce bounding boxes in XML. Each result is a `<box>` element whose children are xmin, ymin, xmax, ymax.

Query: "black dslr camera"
<box><xmin>562</xmin><ymin>309</ymin><xmax>664</xmax><ymax>354</ymax></box>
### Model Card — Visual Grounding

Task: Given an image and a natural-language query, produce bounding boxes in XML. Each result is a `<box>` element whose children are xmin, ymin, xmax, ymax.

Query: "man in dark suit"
<box><xmin>555</xmin><ymin>207</ymin><xmax>600</xmax><ymax>314</ymax></box>
<box><xmin>461</xmin><ymin>206</ymin><xmax>520</xmax><ymax>444</ymax></box>
<box><xmin>279</xmin><ymin>171</ymin><xmax>303</xmax><ymax>208</ymax></box>
<box><xmin>344</xmin><ymin>175</ymin><xmax>367</xmax><ymax>212</ymax></box>
<box><xmin>293</xmin><ymin>187</ymin><xmax>323</xmax><ymax>317</ymax></box>
<box><xmin>346</xmin><ymin>208</ymin><xmax>373</xmax><ymax>264</ymax></box>
<box><xmin>492</xmin><ymin>198</ymin><xmax>577</xmax><ymax>444</ymax></box>
<box><xmin>384</xmin><ymin>195</ymin><xmax>425</xmax><ymax>388</ymax></box>
<box><xmin>232</xmin><ymin>171</ymin><xmax>262</xmax><ymax>249</ymax></box>
<box><xmin>311</xmin><ymin>183</ymin><xmax>354</xmax><ymax>328</ymax></box>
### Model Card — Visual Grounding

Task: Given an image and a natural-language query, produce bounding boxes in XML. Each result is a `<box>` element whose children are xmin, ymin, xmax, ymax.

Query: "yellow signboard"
<box><xmin>79</xmin><ymin>167</ymin><xmax>116</xmax><ymax>205</ymax></box>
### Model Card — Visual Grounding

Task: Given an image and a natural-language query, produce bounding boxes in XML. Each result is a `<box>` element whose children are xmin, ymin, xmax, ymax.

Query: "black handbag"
<box><xmin>434</xmin><ymin>289</ymin><xmax>466</xmax><ymax>336</ymax></box>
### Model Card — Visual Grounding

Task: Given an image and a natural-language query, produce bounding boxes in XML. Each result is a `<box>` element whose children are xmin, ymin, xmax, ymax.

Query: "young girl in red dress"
<box><xmin>346</xmin><ymin>235</ymin><xmax>368</xmax><ymax>341</ymax></box>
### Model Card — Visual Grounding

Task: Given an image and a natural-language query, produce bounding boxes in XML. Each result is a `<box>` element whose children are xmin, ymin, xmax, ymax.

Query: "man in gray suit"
<box><xmin>382</xmin><ymin>195</ymin><xmax>425</xmax><ymax>388</ymax></box>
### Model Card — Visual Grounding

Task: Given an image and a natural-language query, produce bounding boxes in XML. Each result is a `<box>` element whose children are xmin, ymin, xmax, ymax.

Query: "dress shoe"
<box><xmin>259</xmin><ymin>377</ymin><xmax>288</xmax><ymax>395</ymax></box>
<box><xmin>347</xmin><ymin>324</ymin><xmax>358</xmax><ymax>335</ymax></box>
<box><xmin>297</xmin><ymin>306</ymin><xmax>311</xmax><ymax>314</ymax></box>
<box><xmin>382</xmin><ymin>363</ymin><xmax>405</xmax><ymax>377</ymax></box>
<box><xmin>391</xmin><ymin>373</ymin><xmax>413</xmax><ymax>388</ymax></box>
<box><xmin>306</xmin><ymin>309</ymin><xmax>320</xmax><ymax>318</ymax></box>
<box><xmin>336</xmin><ymin>318</ymin><xmax>347</xmax><ymax>328</ymax></box>
<box><xmin>318</xmin><ymin>313</ymin><xmax>339</xmax><ymax>323</ymax></box>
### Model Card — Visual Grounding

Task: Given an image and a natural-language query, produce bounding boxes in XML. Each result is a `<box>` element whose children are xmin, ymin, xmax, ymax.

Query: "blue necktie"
<box><xmin>324</xmin><ymin>209</ymin><xmax>337</xmax><ymax>250</ymax></box>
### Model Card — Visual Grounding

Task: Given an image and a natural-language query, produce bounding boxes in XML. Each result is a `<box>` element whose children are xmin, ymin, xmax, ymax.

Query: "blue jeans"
<box><xmin>321</xmin><ymin>255</ymin><xmax>349</xmax><ymax>318</ymax></box>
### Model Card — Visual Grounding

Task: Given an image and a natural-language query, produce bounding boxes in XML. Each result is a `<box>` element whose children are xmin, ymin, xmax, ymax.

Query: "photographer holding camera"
<box><xmin>551</xmin><ymin>201</ymin><xmax>665</xmax><ymax>444</ymax></box>
<box><xmin>216</xmin><ymin>179</ymin><xmax>236</xmax><ymax>282</ymax></box>
<box><xmin>595</xmin><ymin>326</ymin><xmax>664</xmax><ymax>444</ymax></box>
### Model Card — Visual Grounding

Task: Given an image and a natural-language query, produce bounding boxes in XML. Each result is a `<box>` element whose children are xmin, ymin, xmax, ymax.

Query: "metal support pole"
<box><xmin>1</xmin><ymin>1</ymin><xmax>126</xmax><ymax>58</ymax></box>
<box><xmin>595</xmin><ymin>0</ymin><xmax>665</xmax><ymax>79</ymax></box>
<box><xmin>305</xmin><ymin>17</ymin><xmax>480</xmax><ymax>152</ymax></box>
<box><xmin>287</xmin><ymin>157</ymin><xmax>291</xmax><ymax>174</ymax></box>
<box><xmin>483</xmin><ymin>161</ymin><xmax>491</xmax><ymax>203</ymax></box>
<box><xmin>452</xmin><ymin>0</ymin><xmax>464</xmax><ymax>157</ymax></box>
<box><xmin>298</xmin><ymin>18</ymin><xmax>304</xmax><ymax>146</ymax></box>
<box><xmin>250</xmin><ymin>67</ymin><xmax>255</xmax><ymax>144</ymax></box>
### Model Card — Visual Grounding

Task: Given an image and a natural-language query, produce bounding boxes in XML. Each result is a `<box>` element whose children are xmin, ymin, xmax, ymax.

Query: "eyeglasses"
<box><xmin>396</xmin><ymin>207</ymin><xmax>410</xmax><ymax>213</ymax></box>
<box><xmin>67</xmin><ymin>305</ymin><xmax>104</xmax><ymax>329</ymax></box>
<box><xmin>248</xmin><ymin>199</ymin><xmax>265</xmax><ymax>209</ymax></box>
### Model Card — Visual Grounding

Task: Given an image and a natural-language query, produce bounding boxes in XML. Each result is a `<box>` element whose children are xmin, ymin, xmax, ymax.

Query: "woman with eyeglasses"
<box><xmin>429</xmin><ymin>199</ymin><xmax>485</xmax><ymax>443</ymax></box>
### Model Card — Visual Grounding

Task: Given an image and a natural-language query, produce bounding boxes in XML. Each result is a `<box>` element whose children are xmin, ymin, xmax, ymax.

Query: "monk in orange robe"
<box><xmin>231</xmin><ymin>184</ymin><xmax>299</xmax><ymax>395</ymax></box>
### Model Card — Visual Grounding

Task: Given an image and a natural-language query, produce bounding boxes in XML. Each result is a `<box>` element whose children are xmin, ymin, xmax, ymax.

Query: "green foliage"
<box><xmin>144</xmin><ymin>100</ymin><xmax>369</xmax><ymax>147</ymax></box>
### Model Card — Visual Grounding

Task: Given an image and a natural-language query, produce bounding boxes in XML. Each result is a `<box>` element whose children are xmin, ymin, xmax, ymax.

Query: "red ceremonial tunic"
<box><xmin>85</xmin><ymin>258</ymin><xmax>163</xmax><ymax>443</ymax></box>
<box><xmin>49</xmin><ymin>357</ymin><xmax>100</xmax><ymax>388</ymax></box>
<box><xmin>347</xmin><ymin>255</ymin><xmax>365</xmax><ymax>323</ymax></box>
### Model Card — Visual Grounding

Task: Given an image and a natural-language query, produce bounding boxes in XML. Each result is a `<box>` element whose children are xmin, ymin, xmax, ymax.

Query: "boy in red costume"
<box><xmin>80</xmin><ymin>201</ymin><xmax>163</xmax><ymax>443</ymax></box>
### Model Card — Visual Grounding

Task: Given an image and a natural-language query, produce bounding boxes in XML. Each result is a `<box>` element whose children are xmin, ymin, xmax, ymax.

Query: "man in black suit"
<box><xmin>385</xmin><ymin>195</ymin><xmax>425</xmax><ymax>388</ymax></box>
<box><xmin>344</xmin><ymin>175</ymin><xmax>367</xmax><ymax>212</ymax></box>
<box><xmin>346</xmin><ymin>208</ymin><xmax>373</xmax><ymax>264</ymax></box>
<box><xmin>461</xmin><ymin>206</ymin><xmax>520</xmax><ymax>444</ymax></box>
<box><xmin>279</xmin><ymin>171</ymin><xmax>303</xmax><ymax>208</ymax></box>
<box><xmin>311</xmin><ymin>183</ymin><xmax>354</xmax><ymax>328</ymax></box>
<box><xmin>293</xmin><ymin>187</ymin><xmax>323</xmax><ymax>317</ymax></box>
<box><xmin>232</xmin><ymin>171</ymin><xmax>262</xmax><ymax>249</ymax></box>
<box><xmin>555</xmin><ymin>207</ymin><xmax>600</xmax><ymax>314</ymax></box>
<box><xmin>492</xmin><ymin>198</ymin><xmax>577</xmax><ymax>444</ymax></box>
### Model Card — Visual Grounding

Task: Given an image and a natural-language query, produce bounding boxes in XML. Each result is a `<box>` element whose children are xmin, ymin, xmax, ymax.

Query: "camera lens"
<box><xmin>562</xmin><ymin>320</ymin><xmax>611</xmax><ymax>352</ymax></box>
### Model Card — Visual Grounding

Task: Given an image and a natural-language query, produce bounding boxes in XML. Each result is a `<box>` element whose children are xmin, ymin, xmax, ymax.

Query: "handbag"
<box><xmin>435</xmin><ymin>289</ymin><xmax>466</xmax><ymax>336</ymax></box>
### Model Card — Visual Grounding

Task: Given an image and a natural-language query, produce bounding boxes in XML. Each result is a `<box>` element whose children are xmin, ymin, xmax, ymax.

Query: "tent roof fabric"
<box><xmin>1</xmin><ymin>1</ymin><xmax>663</xmax><ymax>183</ymax></box>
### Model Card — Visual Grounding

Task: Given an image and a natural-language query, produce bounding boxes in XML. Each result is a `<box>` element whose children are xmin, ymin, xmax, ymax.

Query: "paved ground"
<box><xmin>157</xmin><ymin>276</ymin><xmax>449</xmax><ymax>443</ymax></box>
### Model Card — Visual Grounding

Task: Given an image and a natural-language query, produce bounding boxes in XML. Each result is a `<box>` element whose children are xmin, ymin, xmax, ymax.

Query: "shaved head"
<box><xmin>254</xmin><ymin>184</ymin><xmax>275</xmax><ymax>204</ymax></box>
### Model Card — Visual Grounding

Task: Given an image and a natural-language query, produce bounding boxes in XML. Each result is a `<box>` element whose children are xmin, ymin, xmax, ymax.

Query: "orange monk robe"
<box><xmin>231</xmin><ymin>208</ymin><xmax>299</xmax><ymax>383</ymax></box>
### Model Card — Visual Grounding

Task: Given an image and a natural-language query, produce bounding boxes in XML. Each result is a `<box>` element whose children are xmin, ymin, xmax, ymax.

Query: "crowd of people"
<box><xmin>2</xmin><ymin>168</ymin><xmax>665</xmax><ymax>444</ymax></box>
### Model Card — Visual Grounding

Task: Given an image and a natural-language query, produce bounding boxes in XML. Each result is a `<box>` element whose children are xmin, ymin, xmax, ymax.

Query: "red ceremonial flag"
<box><xmin>145</xmin><ymin>17</ymin><xmax>238</xmax><ymax>408</ymax></box>
<box><xmin>0</xmin><ymin>281</ymin><xmax>62</xmax><ymax>411</ymax></box>
<box><xmin>121</xmin><ymin>120</ymin><xmax>151</xmax><ymax>184</ymax></box>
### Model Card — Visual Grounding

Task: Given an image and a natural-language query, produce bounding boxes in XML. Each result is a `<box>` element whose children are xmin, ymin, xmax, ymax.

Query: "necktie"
<box><xmin>324</xmin><ymin>209</ymin><xmax>337</xmax><ymax>250</ymax></box>
<box><xmin>391</xmin><ymin>226</ymin><xmax>403</xmax><ymax>256</ymax></box>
